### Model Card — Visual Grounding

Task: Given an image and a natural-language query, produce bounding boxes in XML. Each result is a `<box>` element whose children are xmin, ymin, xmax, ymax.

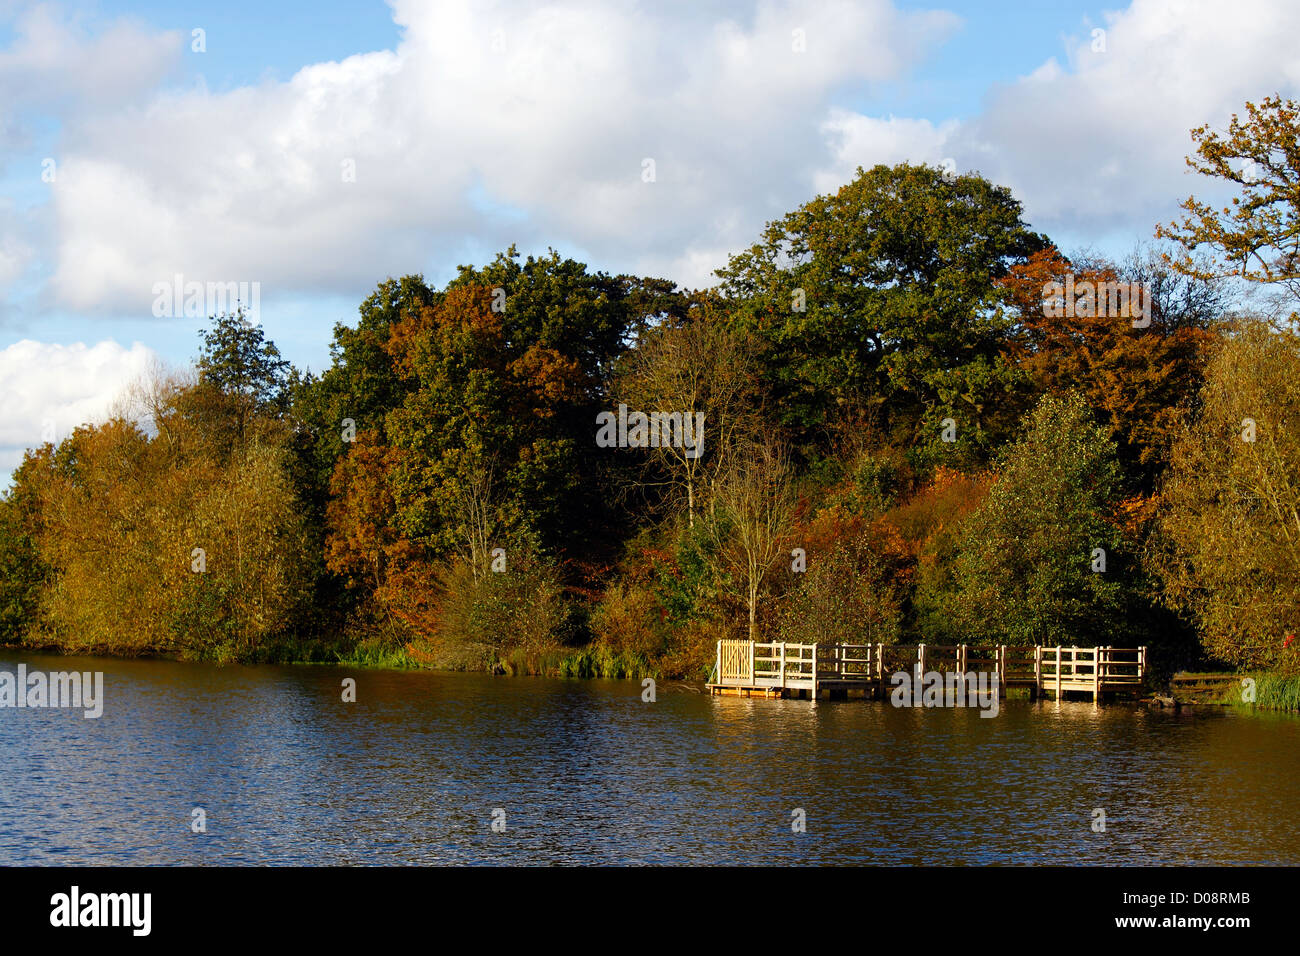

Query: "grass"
<box><xmin>1220</xmin><ymin>672</ymin><xmax>1300</xmax><ymax>712</ymax></box>
<box><xmin>493</xmin><ymin>645</ymin><xmax>657</xmax><ymax>680</ymax></box>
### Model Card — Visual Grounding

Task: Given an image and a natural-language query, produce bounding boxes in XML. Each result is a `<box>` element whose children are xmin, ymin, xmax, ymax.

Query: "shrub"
<box><xmin>423</xmin><ymin>547</ymin><xmax>574</xmax><ymax>670</ymax></box>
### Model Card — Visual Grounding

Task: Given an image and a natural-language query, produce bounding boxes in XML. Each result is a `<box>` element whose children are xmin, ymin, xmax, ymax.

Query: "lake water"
<box><xmin>2</xmin><ymin>651</ymin><xmax>1298</xmax><ymax>865</ymax></box>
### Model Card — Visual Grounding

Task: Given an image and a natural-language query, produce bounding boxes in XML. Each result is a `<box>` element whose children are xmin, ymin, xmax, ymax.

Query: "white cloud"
<box><xmin>940</xmin><ymin>0</ymin><xmax>1300</xmax><ymax>240</ymax></box>
<box><xmin>0</xmin><ymin>2</ymin><xmax>179</xmax><ymax>110</ymax></box>
<box><xmin>813</xmin><ymin>110</ymin><xmax>958</xmax><ymax>194</ymax></box>
<box><xmin>0</xmin><ymin>339</ymin><xmax>157</xmax><ymax>480</ymax></box>
<box><xmin>41</xmin><ymin>0</ymin><xmax>958</xmax><ymax>302</ymax></box>
<box><xmin>15</xmin><ymin>0</ymin><xmax>1300</xmax><ymax>318</ymax></box>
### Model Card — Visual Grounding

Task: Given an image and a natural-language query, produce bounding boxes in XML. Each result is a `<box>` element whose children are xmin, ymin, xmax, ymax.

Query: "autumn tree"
<box><xmin>997</xmin><ymin>246</ymin><xmax>1221</xmax><ymax>491</ymax></box>
<box><xmin>384</xmin><ymin>250</ymin><xmax>670</xmax><ymax>563</ymax></box>
<box><xmin>12</xmin><ymin>315</ymin><xmax>315</xmax><ymax>660</ymax></box>
<box><xmin>324</xmin><ymin>429</ymin><xmax>403</xmax><ymax>606</ymax></box>
<box><xmin>779</xmin><ymin>513</ymin><xmax>907</xmax><ymax>647</ymax></box>
<box><xmin>1156</xmin><ymin>321</ymin><xmax>1300</xmax><ymax>672</ymax></box>
<box><xmin>1158</xmin><ymin>95</ymin><xmax>1300</xmax><ymax>305</ymax></box>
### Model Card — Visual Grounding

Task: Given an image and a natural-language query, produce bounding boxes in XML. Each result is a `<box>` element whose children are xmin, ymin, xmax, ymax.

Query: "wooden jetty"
<box><xmin>708</xmin><ymin>640</ymin><xmax>1146</xmax><ymax>703</ymax></box>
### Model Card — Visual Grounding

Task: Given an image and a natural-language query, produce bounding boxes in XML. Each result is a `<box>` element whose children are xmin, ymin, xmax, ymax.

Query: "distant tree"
<box><xmin>1119</xmin><ymin>242</ymin><xmax>1234</xmax><ymax>332</ymax></box>
<box><xmin>1158</xmin><ymin>95</ymin><xmax>1300</xmax><ymax>304</ymax></box>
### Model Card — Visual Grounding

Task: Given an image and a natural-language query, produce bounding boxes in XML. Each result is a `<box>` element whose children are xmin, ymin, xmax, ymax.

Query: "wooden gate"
<box><xmin>718</xmin><ymin>639</ymin><xmax>753</xmax><ymax>683</ymax></box>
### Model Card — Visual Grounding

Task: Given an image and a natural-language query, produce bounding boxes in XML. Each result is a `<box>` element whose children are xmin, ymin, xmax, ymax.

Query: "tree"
<box><xmin>614</xmin><ymin>297</ymin><xmax>761</xmax><ymax>527</ymax></box>
<box><xmin>1156</xmin><ymin>321</ymin><xmax>1300</xmax><ymax>672</ymax></box>
<box><xmin>324</xmin><ymin>428</ymin><xmax>403</xmax><ymax>607</ymax></box>
<box><xmin>384</xmin><ymin>251</ymin><xmax>667</xmax><ymax>564</ymax></box>
<box><xmin>715</xmin><ymin>162</ymin><xmax>1047</xmax><ymax>452</ymax></box>
<box><xmin>1158</xmin><ymin>95</ymin><xmax>1300</xmax><ymax>304</ymax></box>
<box><xmin>997</xmin><ymin>246</ymin><xmax>1220</xmax><ymax>491</ymax></box>
<box><xmin>708</xmin><ymin>440</ymin><xmax>798</xmax><ymax>640</ymax></box>
<box><xmin>936</xmin><ymin>392</ymin><xmax>1133</xmax><ymax>646</ymax></box>
<box><xmin>290</xmin><ymin>275</ymin><xmax>436</xmax><ymax>512</ymax></box>
<box><xmin>197</xmin><ymin>308</ymin><xmax>291</xmax><ymax>411</ymax></box>
<box><xmin>27</xmin><ymin>370</ymin><xmax>311</xmax><ymax>660</ymax></box>
<box><xmin>0</xmin><ymin>448</ymin><xmax>51</xmax><ymax>643</ymax></box>
<box><xmin>779</xmin><ymin>520</ymin><xmax>906</xmax><ymax>646</ymax></box>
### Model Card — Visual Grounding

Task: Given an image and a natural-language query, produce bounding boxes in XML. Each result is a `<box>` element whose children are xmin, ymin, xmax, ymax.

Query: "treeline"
<box><xmin>3</xmin><ymin>97</ymin><xmax>1300</xmax><ymax>680</ymax></box>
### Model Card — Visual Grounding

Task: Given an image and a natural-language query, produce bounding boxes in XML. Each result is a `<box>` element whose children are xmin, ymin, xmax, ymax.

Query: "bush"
<box><xmin>422</xmin><ymin>547</ymin><xmax>574</xmax><ymax>670</ymax></box>
<box><xmin>589</xmin><ymin>580</ymin><xmax>669</xmax><ymax>661</ymax></box>
<box><xmin>779</xmin><ymin>529</ymin><xmax>904</xmax><ymax>646</ymax></box>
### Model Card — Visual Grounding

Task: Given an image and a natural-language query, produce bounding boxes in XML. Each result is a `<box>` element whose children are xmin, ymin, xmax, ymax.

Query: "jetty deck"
<box><xmin>708</xmin><ymin>640</ymin><xmax>1146</xmax><ymax>702</ymax></box>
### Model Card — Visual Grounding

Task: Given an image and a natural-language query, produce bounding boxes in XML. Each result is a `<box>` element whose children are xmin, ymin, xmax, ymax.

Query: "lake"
<box><xmin>2</xmin><ymin>651</ymin><xmax>1297</xmax><ymax>865</ymax></box>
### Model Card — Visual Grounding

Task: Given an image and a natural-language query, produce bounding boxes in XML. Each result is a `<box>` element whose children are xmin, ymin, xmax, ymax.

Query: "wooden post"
<box><xmin>779</xmin><ymin>642</ymin><xmax>786</xmax><ymax>689</ymax></box>
<box><xmin>748</xmin><ymin>640</ymin><xmax>755</xmax><ymax>687</ymax></box>
<box><xmin>1093</xmin><ymin>646</ymin><xmax>1102</xmax><ymax>703</ymax></box>
<box><xmin>1034</xmin><ymin>645</ymin><xmax>1041</xmax><ymax>696</ymax></box>
<box><xmin>918</xmin><ymin>643</ymin><xmax>927</xmax><ymax>679</ymax></box>
<box><xmin>811</xmin><ymin>643</ymin><xmax>818</xmax><ymax>700</ymax></box>
<box><xmin>876</xmin><ymin>642</ymin><xmax>884</xmax><ymax>700</ymax></box>
<box><xmin>1055</xmin><ymin>645</ymin><xmax>1063</xmax><ymax>699</ymax></box>
<box><xmin>998</xmin><ymin>644</ymin><xmax>1007</xmax><ymax>697</ymax></box>
<box><xmin>715</xmin><ymin>641</ymin><xmax>721</xmax><ymax>686</ymax></box>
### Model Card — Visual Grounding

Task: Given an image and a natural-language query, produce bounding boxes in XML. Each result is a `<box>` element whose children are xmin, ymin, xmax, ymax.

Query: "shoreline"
<box><xmin>3</xmin><ymin>641</ymin><xmax>1297</xmax><ymax>713</ymax></box>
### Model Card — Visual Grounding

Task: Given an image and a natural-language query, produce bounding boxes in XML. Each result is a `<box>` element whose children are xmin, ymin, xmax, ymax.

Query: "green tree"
<box><xmin>715</xmin><ymin>162</ymin><xmax>1048</xmax><ymax>454</ymax></box>
<box><xmin>197</xmin><ymin>308</ymin><xmax>292</xmax><ymax>411</ymax></box>
<box><xmin>934</xmin><ymin>392</ymin><xmax>1133</xmax><ymax>645</ymax></box>
<box><xmin>385</xmin><ymin>249</ymin><xmax>670</xmax><ymax>563</ymax></box>
<box><xmin>0</xmin><ymin>448</ymin><xmax>51</xmax><ymax>643</ymax></box>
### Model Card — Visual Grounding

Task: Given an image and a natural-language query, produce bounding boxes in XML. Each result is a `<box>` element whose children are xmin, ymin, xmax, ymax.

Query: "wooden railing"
<box><xmin>1036</xmin><ymin>646</ymin><xmax>1145</xmax><ymax>687</ymax></box>
<box><xmin>755</xmin><ymin>642</ymin><xmax>816</xmax><ymax>686</ymax></box>
<box><xmin>712</xmin><ymin>641</ymin><xmax>1147</xmax><ymax>699</ymax></box>
<box><xmin>816</xmin><ymin>643</ymin><xmax>877</xmax><ymax>680</ymax></box>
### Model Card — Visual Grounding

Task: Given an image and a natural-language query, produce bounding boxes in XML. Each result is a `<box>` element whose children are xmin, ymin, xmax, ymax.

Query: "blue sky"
<box><xmin>1</xmin><ymin>0</ymin><xmax>1295</xmax><ymax>481</ymax></box>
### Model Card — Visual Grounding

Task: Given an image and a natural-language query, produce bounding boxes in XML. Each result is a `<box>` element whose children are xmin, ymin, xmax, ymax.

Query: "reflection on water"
<box><xmin>1</xmin><ymin>651</ymin><xmax>1297</xmax><ymax>865</ymax></box>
